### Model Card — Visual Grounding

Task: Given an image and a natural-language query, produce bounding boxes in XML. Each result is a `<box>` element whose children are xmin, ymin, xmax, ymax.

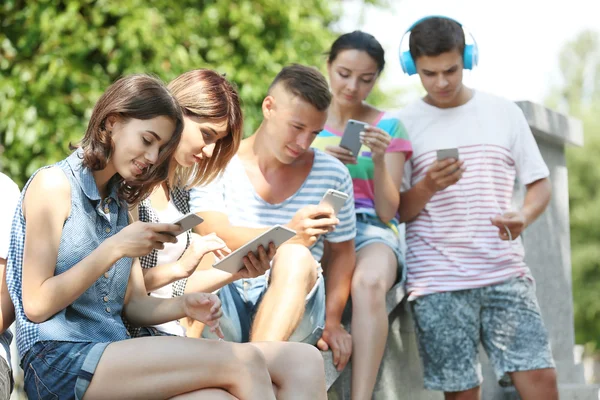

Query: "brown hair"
<box><xmin>268</xmin><ymin>64</ymin><xmax>332</xmax><ymax>111</ymax></box>
<box><xmin>167</xmin><ymin>69</ymin><xmax>243</xmax><ymax>188</ymax></box>
<box><xmin>409</xmin><ymin>17</ymin><xmax>466</xmax><ymax>60</ymax></box>
<box><xmin>75</xmin><ymin>74</ymin><xmax>183</xmax><ymax>204</ymax></box>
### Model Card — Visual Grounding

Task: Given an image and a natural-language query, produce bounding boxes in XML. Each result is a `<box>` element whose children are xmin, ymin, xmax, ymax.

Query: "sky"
<box><xmin>337</xmin><ymin>0</ymin><xmax>598</xmax><ymax>106</ymax></box>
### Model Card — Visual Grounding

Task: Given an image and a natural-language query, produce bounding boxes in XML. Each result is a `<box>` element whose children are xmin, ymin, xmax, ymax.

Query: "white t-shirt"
<box><xmin>189</xmin><ymin>149</ymin><xmax>356</xmax><ymax>263</ymax></box>
<box><xmin>0</xmin><ymin>173</ymin><xmax>19</xmax><ymax>367</ymax></box>
<box><xmin>397</xmin><ymin>91</ymin><xmax>550</xmax><ymax>300</ymax></box>
<box><xmin>151</xmin><ymin>201</ymin><xmax>187</xmax><ymax>336</ymax></box>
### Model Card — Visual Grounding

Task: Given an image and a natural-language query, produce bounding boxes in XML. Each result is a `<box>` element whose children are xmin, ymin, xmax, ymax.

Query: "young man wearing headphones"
<box><xmin>397</xmin><ymin>16</ymin><xmax>558</xmax><ymax>400</ymax></box>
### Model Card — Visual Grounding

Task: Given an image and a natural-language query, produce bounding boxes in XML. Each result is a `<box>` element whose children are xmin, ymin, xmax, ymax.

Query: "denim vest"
<box><xmin>6</xmin><ymin>149</ymin><xmax>132</xmax><ymax>358</ymax></box>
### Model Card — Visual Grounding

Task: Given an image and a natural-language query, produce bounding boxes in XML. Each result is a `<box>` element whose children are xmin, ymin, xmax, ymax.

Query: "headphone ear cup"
<box><xmin>463</xmin><ymin>44</ymin><xmax>475</xmax><ymax>70</ymax></box>
<box><xmin>400</xmin><ymin>51</ymin><xmax>417</xmax><ymax>76</ymax></box>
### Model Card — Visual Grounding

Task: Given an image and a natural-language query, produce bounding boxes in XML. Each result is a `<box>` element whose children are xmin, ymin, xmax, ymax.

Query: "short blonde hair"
<box><xmin>167</xmin><ymin>69</ymin><xmax>243</xmax><ymax>188</ymax></box>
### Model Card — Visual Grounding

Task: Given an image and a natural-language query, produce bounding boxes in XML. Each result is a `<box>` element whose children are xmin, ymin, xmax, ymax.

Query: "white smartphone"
<box><xmin>436</xmin><ymin>148</ymin><xmax>459</xmax><ymax>161</ymax></box>
<box><xmin>339</xmin><ymin>119</ymin><xmax>367</xmax><ymax>158</ymax></box>
<box><xmin>167</xmin><ymin>213</ymin><xmax>204</xmax><ymax>237</ymax></box>
<box><xmin>212</xmin><ymin>225</ymin><xmax>296</xmax><ymax>274</ymax></box>
<box><xmin>320</xmin><ymin>189</ymin><xmax>349</xmax><ymax>216</ymax></box>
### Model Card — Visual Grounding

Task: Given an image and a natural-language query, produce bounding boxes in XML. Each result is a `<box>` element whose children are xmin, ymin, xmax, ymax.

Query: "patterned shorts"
<box><xmin>0</xmin><ymin>356</ymin><xmax>12</xmax><ymax>398</ymax></box>
<box><xmin>410</xmin><ymin>276</ymin><xmax>555</xmax><ymax>392</ymax></box>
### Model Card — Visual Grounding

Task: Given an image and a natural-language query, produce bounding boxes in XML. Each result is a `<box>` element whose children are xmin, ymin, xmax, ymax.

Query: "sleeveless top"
<box><xmin>6</xmin><ymin>149</ymin><xmax>132</xmax><ymax>358</ymax></box>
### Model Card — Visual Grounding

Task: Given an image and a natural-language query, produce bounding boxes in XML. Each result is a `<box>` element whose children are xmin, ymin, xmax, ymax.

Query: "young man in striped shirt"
<box><xmin>397</xmin><ymin>17</ymin><xmax>558</xmax><ymax>400</ymax></box>
<box><xmin>189</xmin><ymin>64</ymin><xmax>357</xmax><ymax>372</ymax></box>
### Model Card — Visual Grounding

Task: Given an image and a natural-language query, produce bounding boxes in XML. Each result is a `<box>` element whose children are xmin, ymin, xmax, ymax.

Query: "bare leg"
<box><xmin>83</xmin><ymin>336</ymin><xmax>276</xmax><ymax>400</ymax></box>
<box><xmin>350</xmin><ymin>243</ymin><xmax>397</xmax><ymax>400</ymax></box>
<box><xmin>170</xmin><ymin>389</ymin><xmax>238</xmax><ymax>400</ymax></box>
<box><xmin>250</xmin><ymin>341</ymin><xmax>327</xmax><ymax>400</ymax></box>
<box><xmin>251</xmin><ymin>244</ymin><xmax>317</xmax><ymax>341</ymax></box>
<box><xmin>444</xmin><ymin>386</ymin><xmax>481</xmax><ymax>400</ymax></box>
<box><xmin>510</xmin><ymin>368</ymin><xmax>558</xmax><ymax>400</ymax></box>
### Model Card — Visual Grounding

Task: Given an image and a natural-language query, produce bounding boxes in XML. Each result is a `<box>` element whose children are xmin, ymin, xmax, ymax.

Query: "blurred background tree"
<box><xmin>0</xmin><ymin>0</ymin><xmax>391</xmax><ymax>186</ymax></box>
<box><xmin>546</xmin><ymin>29</ymin><xmax>600</xmax><ymax>352</ymax></box>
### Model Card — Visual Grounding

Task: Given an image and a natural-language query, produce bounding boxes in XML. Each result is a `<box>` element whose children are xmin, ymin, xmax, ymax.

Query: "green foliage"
<box><xmin>0</xmin><ymin>0</ymin><xmax>353</xmax><ymax>186</ymax></box>
<box><xmin>566</xmin><ymin>106</ymin><xmax>600</xmax><ymax>351</ymax></box>
<box><xmin>547</xmin><ymin>29</ymin><xmax>600</xmax><ymax>350</ymax></box>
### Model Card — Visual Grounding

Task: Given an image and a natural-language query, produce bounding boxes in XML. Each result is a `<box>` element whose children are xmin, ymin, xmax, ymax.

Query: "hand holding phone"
<box><xmin>286</xmin><ymin>202</ymin><xmax>340</xmax><ymax>247</ymax></box>
<box><xmin>339</xmin><ymin>119</ymin><xmax>367</xmax><ymax>158</ymax></box>
<box><xmin>166</xmin><ymin>213</ymin><xmax>204</xmax><ymax>237</ymax></box>
<box><xmin>319</xmin><ymin>189</ymin><xmax>349</xmax><ymax>217</ymax></box>
<box><xmin>423</xmin><ymin>149</ymin><xmax>465</xmax><ymax>193</ymax></box>
<box><xmin>112</xmin><ymin>221</ymin><xmax>179</xmax><ymax>259</ymax></box>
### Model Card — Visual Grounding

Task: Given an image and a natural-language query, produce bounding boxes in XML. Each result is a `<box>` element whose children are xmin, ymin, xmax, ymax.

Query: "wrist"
<box><xmin>324</xmin><ymin>314</ymin><xmax>343</xmax><ymax>329</ymax></box>
<box><xmin>179</xmin><ymin>294</ymin><xmax>190</xmax><ymax>318</ymax></box>
<box><xmin>417</xmin><ymin>178</ymin><xmax>437</xmax><ymax>197</ymax></box>
<box><xmin>518</xmin><ymin>208</ymin><xmax>532</xmax><ymax>228</ymax></box>
<box><xmin>172</xmin><ymin>261</ymin><xmax>192</xmax><ymax>280</ymax></box>
<box><xmin>100</xmin><ymin>237</ymin><xmax>124</xmax><ymax>265</ymax></box>
<box><xmin>372</xmin><ymin>155</ymin><xmax>386</xmax><ymax>166</ymax></box>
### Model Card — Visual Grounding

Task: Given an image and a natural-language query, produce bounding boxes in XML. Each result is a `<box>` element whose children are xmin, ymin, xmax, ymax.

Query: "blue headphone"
<box><xmin>399</xmin><ymin>15</ymin><xmax>479</xmax><ymax>76</ymax></box>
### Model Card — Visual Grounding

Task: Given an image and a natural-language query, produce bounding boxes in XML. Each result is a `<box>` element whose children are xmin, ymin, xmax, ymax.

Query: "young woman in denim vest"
<box><xmin>6</xmin><ymin>74</ymin><xmax>323</xmax><ymax>399</ymax></box>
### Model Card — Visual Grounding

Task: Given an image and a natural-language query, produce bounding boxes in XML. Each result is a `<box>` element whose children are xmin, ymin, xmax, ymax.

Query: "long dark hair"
<box><xmin>327</xmin><ymin>30</ymin><xmax>385</xmax><ymax>73</ymax></box>
<box><xmin>74</xmin><ymin>74</ymin><xmax>184</xmax><ymax>204</ymax></box>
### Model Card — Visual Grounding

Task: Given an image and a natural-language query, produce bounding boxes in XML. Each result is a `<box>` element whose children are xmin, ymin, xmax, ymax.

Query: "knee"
<box><xmin>351</xmin><ymin>270</ymin><xmax>387</xmax><ymax>300</ymax></box>
<box><xmin>272</xmin><ymin>244</ymin><xmax>317</xmax><ymax>286</ymax></box>
<box><xmin>235</xmin><ymin>344</ymin><xmax>269</xmax><ymax>376</ymax></box>
<box><xmin>282</xmin><ymin>343</ymin><xmax>325</xmax><ymax>384</ymax></box>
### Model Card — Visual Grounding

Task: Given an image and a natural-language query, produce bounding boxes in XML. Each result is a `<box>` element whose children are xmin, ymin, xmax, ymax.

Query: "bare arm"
<box><xmin>0</xmin><ymin>258</ymin><xmax>14</xmax><ymax>333</ymax></box>
<box><xmin>322</xmin><ymin>239</ymin><xmax>355</xmax><ymax>328</ymax></box>
<box><xmin>398</xmin><ymin>179</ymin><xmax>436</xmax><ymax>223</ymax></box>
<box><xmin>21</xmin><ymin>168</ymin><xmax>124</xmax><ymax>323</ymax></box>
<box><xmin>521</xmin><ymin>178</ymin><xmax>552</xmax><ymax>226</ymax></box>
<box><xmin>491</xmin><ymin>177</ymin><xmax>552</xmax><ymax>240</ymax></box>
<box><xmin>142</xmin><ymin>233</ymin><xmax>228</xmax><ymax>292</ymax></box>
<box><xmin>373</xmin><ymin>152</ymin><xmax>405</xmax><ymax>223</ymax></box>
<box><xmin>123</xmin><ymin>258</ymin><xmax>222</xmax><ymax>333</ymax></box>
<box><xmin>317</xmin><ymin>239</ymin><xmax>356</xmax><ymax>371</ymax></box>
<box><xmin>141</xmin><ymin>261</ymin><xmax>189</xmax><ymax>292</ymax></box>
<box><xmin>196</xmin><ymin>205</ymin><xmax>339</xmax><ymax>251</ymax></box>
<box><xmin>122</xmin><ymin>258</ymin><xmax>187</xmax><ymax>326</ymax></box>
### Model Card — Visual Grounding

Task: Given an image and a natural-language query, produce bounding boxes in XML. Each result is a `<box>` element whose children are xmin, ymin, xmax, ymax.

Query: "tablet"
<box><xmin>212</xmin><ymin>225</ymin><xmax>296</xmax><ymax>274</ymax></box>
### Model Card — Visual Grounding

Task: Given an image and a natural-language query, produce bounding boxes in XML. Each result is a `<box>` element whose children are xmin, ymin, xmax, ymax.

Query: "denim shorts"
<box><xmin>22</xmin><ymin>341</ymin><xmax>109</xmax><ymax>400</ymax></box>
<box><xmin>411</xmin><ymin>277</ymin><xmax>555</xmax><ymax>392</ymax></box>
<box><xmin>355</xmin><ymin>213</ymin><xmax>405</xmax><ymax>283</ymax></box>
<box><xmin>203</xmin><ymin>271</ymin><xmax>326</xmax><ymax>344</ymax></box>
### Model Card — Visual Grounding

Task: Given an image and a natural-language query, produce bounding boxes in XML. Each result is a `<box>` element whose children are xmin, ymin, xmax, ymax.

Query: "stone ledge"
<box><xmin>516</xmin><ymin>101</ymin><xmax>584</xmax><ymax>147</ymax></box>
<box><xmin>502</xmin><ymin>383</ymin><xmax>600</xmax><ymax>400</ymax></box>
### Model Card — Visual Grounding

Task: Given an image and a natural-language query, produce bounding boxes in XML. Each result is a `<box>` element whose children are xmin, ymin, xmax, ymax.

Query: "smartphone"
<box><xmin>436</xmin><ymin>148</ymin><xmax>459</xmax><ymax>161</ymax></box>
<box><xmin>166</xmin><ymin>213</ymin><xmax>204</xmax><ymax>236</ymax></box>
<box><xmin>212</xmin><ymin>225</ymin><xmax>296</xmax><ymax>274</ymax></box>
<box><xmin>339</xmin><ymin>119</ymin><xmax>367</xmax><ymax>158</ymax></box>
<box><xmin>319</xmin><ymin>189</ymin><xmax>349</xmax><ymax>216</ymax></box>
